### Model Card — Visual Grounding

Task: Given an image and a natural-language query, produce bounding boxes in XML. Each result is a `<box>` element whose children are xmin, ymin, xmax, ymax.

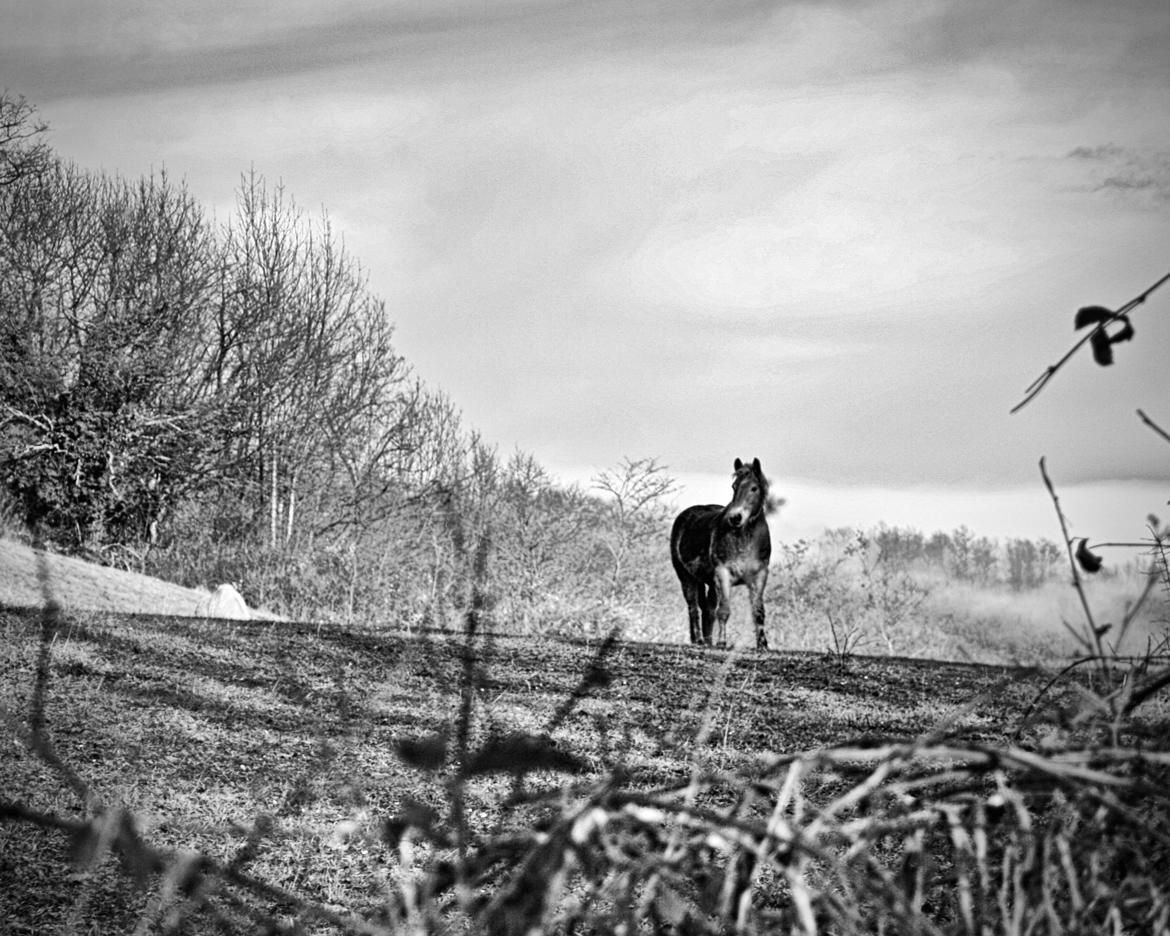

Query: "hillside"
<box><xmin>0</xmin><ymin>536</ymin><xmax>275</xmax><ymax>619</ymax></box>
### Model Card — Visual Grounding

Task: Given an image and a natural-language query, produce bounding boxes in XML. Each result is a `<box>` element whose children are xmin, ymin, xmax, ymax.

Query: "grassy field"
<box><xmin>0</xmin><ymin>537</ymin><xmax>216</xmax><ymax>617</ymax></box>
<box><xmin>3</xmin><ymin>539</ymin><xmax>1170</xmax><ymax>934</ymax></box>
<box><xmin>0</xmin><ymin>536</ymin><xmax>281</xmax><ymax>621</ymax></box>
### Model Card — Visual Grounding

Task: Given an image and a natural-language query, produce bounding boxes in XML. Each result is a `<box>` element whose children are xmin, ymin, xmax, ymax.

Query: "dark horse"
<box><xmin>670</xmin><ymin>458</ymin><xmax>772</xmax><ymax>650</ymax></box>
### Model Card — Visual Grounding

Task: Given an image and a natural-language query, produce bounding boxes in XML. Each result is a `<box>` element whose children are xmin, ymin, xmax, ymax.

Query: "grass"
<box><xmin>6</xmin><ymin>528</ymin><xmax>1160</xmax><ymax>666</ymax></box>
<box><xmin>4</xmin><ymin>603</ymin><xmax>1170</xmax><ymax>934</ymax></box>
<box><xmin>924</xmin><ymin>570</ymin><xmax>1170</xmax><ymax>665</ymax></box>
<box><xmin>0</xmin><ymin>607</ymin><xmax>1041</xmax><ymax>929</ymax></box>
<box><xmin>0</xmin><ymin>536</ymin><xmax>279</xmax><ymax>620</ymax></box>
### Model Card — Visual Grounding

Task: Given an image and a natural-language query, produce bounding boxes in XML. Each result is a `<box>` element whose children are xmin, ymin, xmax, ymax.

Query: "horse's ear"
<box><xmin>752</xmin><ymin>457</ymin><xmax>762</xmax><ymax>475</ymax></box>
<box><xmin>734</xmin><ymin>458</ymin><xmax>744</xmax><ymax>471</ymax></box>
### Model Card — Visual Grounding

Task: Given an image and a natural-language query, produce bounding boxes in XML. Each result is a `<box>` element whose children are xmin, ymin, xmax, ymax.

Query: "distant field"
<box><xmin>917</xmin><ymin>568</ymin><xmax>1169</xmax><ymax>664</ymax></box>
<box><xmin>3</xmin><ymin>532</ymin><xmax>1162</xmax><ymax>667</ymax></box>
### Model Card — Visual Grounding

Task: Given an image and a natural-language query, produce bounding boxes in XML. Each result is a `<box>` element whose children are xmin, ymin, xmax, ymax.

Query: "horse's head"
<box><xmin>725</xmin><ymin>457</ymin><xmax>768</xmax><ymax>529</ymax></box>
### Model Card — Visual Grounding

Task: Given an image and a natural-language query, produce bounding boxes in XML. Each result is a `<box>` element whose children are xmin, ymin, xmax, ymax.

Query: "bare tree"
<box><xmin>0</xmin><ymin>92</ymin><xmax>50</xmax><ymax>187</ymax></box>
<box><xmin>591</xmin><ymin>456</ymin><xmax>678</xmax><ymax>600</ymax></box>
<box><xmin>215</xmin><ymin>170</ymin><xmax>416</xmax><ymax>549</ymax></box>
<box><xmin>489</xmin><ymin>450</ymin><xmax>594</xmax><ymax>626</ymax></box>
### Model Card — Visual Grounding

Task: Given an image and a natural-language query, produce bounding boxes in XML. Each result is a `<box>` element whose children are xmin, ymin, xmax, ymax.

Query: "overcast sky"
<box><xmin>4</xmin><ymin>0</ymin><xmax>1169</xmax><ymax>542</ymax></box>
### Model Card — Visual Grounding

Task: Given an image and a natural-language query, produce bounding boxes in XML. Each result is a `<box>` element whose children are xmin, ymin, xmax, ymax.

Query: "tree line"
<box><xmin>859</xmin><ymin>525</ymin><xmax>1068</xmax><ymax>590</ymax></box>
<box><xmin>0</xmin><ymin>93</ymin><xmax>678</xmax><ymax>626</ymax></box>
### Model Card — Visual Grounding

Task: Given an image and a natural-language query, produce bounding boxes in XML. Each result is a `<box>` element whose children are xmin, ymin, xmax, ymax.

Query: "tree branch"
<box><xmin>1138</xmin><ymin>408</ymin><xmax>1170</xmax><ymax>446</ymax></box>
<box><xmin>1</xmin><ymin>403</ymin><xmax>55</xmax><ymax>434</ymax></box>
<box><xmin>1039</xmin><ymin>457</ymin><xmax>1103</xmax><ymax>654</ymax></box>
<box><xmin>1011</xmin><ymin>269</ymin><xmax>1170</xmax><ymax>414</ymax></box>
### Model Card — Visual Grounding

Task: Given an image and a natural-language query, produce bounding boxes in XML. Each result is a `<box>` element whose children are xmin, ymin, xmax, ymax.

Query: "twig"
<box><xmin>1138</xmin><ymin>408</ymin><xmax>1170</xmax><ymax>446</ymax></box>
<box><xmin>1124</xmin><ymin>666</ymin><xmax>1170</xmax><ymax>716</ymax></box>
<box><xmin>1011</xmin><ymin>269</ymin><xmax>1170</xmax><ymax>414</ymax></box>
<box><xmin>1039</xmin><ymin>458</ymin><xmax>1100</xmax><ymax>651</ymax></box>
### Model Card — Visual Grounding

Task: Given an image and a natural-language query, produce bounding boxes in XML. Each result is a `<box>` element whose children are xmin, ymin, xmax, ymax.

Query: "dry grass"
<box><xmin>0</xmin><ymin>537</ymin><xmax>279</xmax><ymax>620</ymax></box>
<box><xmin>925</xmin><ymin>571</ymin><xmax>1169</xmax><ymax>665</ymax></box>
<box><xmin>0</xmin><ymin>604</ymin><xmax>1061</xmax><ymax>933</ymax></box>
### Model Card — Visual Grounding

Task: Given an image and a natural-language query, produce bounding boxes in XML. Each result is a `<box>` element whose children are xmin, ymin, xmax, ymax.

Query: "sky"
<box><xmin>4</xmin><ymin>0</ymin><xmax>1169</xmax><ymax>545</ymax></box>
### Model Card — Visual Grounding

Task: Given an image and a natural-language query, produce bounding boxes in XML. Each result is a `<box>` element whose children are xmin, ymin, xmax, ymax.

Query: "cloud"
<box><xmin>4</xmin><ymin>0</ymin><xmax>782</xmax><ymax>99</ymax></box>
<box><xmin>1065</xmin><ymin>144</ymin><xmax>1170</xmax><ymax>205</ymax></box>
<box><xmin>1067</xmin><ymin>144</ymin><xmax>1127</xmax><ymax>161</ymax></box>
<box><xmin>8</xmin><ymin>0</ymin><xmax>1169</xmax><ymax>500</ymax></box>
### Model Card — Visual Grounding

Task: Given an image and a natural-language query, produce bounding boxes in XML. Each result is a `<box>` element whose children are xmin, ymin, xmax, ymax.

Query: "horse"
<box><xmin>670</xmin><ymin>457</ymin><xmax>772</xmax><ymax>650</ymax></box>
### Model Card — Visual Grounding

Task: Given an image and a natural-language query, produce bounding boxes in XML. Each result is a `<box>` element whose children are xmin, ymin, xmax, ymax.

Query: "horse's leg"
<box><xmin>700</xmin><ymin>581</ymin><xmax>716</xmax><ymax>645</ymax></box>
<box><xmin>713</xmin><ymin>567</ymin><xmax>733</xmax><ymax>648</ymax></box>
<box><xmin>681</xmin><ymin>579</ymin><xmax>703</xmax><ymax>644</ymax></box>
<box><xmin>749</xmin><ymin>567</ymin><xmax>769</xmax><ymax>651</ymax></box>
